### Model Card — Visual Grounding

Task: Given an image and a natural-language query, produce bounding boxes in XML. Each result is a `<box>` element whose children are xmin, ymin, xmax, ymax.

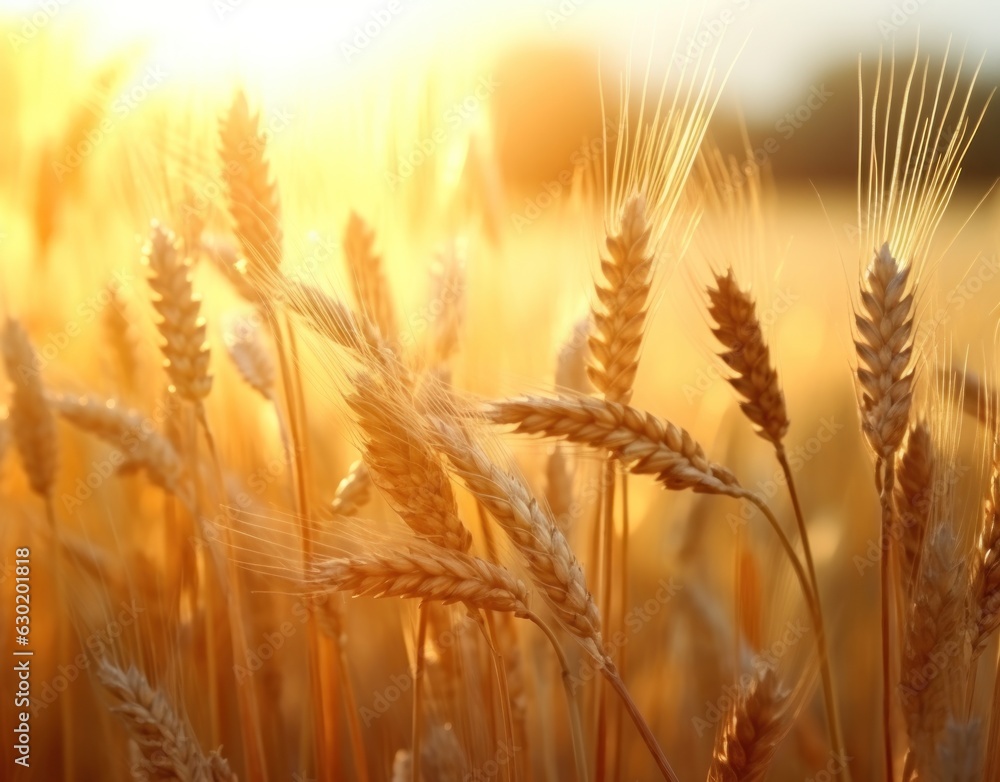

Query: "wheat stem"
<box><xmin>881</xmin><ymin>459</ymin><xmax>897</xmax><ymax>782</ymax></box>
<box><xmin>601</xmin><ymin>658</ymin><xmax>679</xmax><ymax>782</ymax></box>
<box><xmin>524</xmin><ymin>611</ymin><xmax>588</xmax><ymax>782</ymax></box>
<box><xmin>777</xmin><ymin>446</ymin><xmax>849</xmax><ymax>782</ymax></box>
<box><xmin>411</xmin><ymin>605</ymin><xmax>428</xmax><ymax>782</ymax></box>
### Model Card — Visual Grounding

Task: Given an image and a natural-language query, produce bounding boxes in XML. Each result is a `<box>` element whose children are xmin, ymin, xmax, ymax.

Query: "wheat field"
<box><xmin>2</xmin><ymin>3</ymin><xmax>1000</xmax><ymax>782</ymax></box>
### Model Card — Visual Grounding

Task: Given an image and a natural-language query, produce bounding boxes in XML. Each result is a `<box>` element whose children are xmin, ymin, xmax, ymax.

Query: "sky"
<box><xmin>2</xmin><ymin>0</ymin><xmax>997</xmax><ymax>115</ymax></box>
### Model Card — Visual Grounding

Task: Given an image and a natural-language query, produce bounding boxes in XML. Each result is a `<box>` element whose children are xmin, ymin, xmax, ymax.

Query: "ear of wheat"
<box><xmin>488</xmin><ymin>393</ymin><xmax>737</xmax><ymax>493</ymax></box>
<box><xmin>427</xmin><ymin>240</ymin><xmax>466</xmax><ymax>368</ymax></box>
<box><xmin>48</xmin><ymin>392</ymin><xmax>189</xmax><ymax>505</ymax></box>
<box><xmin>144</xmin><ymin>221</ymin><xmax>213</xmax><ymax>403</ymax></box>
<box><xmin>900</xmin><ymin>526</ymin><xmax>969</xmax><ymax>778</ymax></box>
<box><xmin>348</xmin><ymin>371</ymin><xmax>472</xmax><ymax>552</ymax></box>
<box><xmin>707</xmin><ymin>670</ymin><xmax>791</xmax><ymax>782</ymax></box>
<box><xmin>588</xmin><ymin>193</ymin><xmax>654</xmax><ymax>404</ymax></box>
<box><xmin>429</xmin><ymin>407</ymin><xmax>604</xmax><ymax>659</ymax></box>
<box><xmin>280</xmin><ymin>278</ymin><xmax>381</xmax><ymax>358</ymax></box>
<box><xmin>98</xmin><ymin>660</ymin><xmax>237</xmax><ymax>782</ymax></box>
<box><xmin>312</xmin><ymin>542</ymin><xmax>530</xmax><ymax>615</ymax></box>
<box><xmin>102</xmin><ymin>283</ymin><xmax>140</xmax><ymax>395</ymax></box>
<box><xmin>971</xmin><ymin>439</ymin><xmax>1000</xmax><ymax>660</ymax></box>
<box><xmin>707</xmin><ymin>268</ymin><xmax>789</xmax><ymax>447</ymax></box>
<box><xmin>856</xmin><ymin>242</ymin><xmax>915</xmax><ymax>460</ymax></box>
<box><xmin>895</xmin><ymin>420</ymin><xmax>935</xmax><ymax>599</ymax></box>
<box><xmin>344</xmin><ymin>211</ymin><xmax>397</xmax><ymax>340</ymax></box>
<box><xmin>222</xmin><ymin>313</ymin><xmax>275</xmax><ymax>402</ymax></box>
<box><xmin>220</xmin><ymin>89</ymin><xmax>283</xmax><ymax>283</ymax></box>
<box><xmin>2</xmin><ymin>317</ymin><xmax>58</xmax><ymax>500</ymax></box>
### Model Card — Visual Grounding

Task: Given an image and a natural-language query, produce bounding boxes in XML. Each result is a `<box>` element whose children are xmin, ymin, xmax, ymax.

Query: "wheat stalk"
<box><xmin>488</xmin><ymin>393</ymin><xmax>737</xmax><ymax>493</ymax></box>
<box><xmin>144</xmin><ymin>221</ymin><xmax>213</xmax><ymax>403</ymax></box>
<box><xmin>220</xmin><ymin>89</ymin><xmax>282</xmax><ymax>284</ymax></box>
<box><xmin>312</xmin><ymin>543</ymin><xmax>530</xmax><ymax>614</ymax></box>
<box><xmin>98</xmin><ymin>660</ymin><xmax>237</xmax><ymax>782</ymax></box>
<box><xmin>706</xmin><ymin>264</ymin><xmax>846</xmax><ymax>773</ymax></box>
<box><xmin>1</xmin><ymin>318</ymin><xmax>58</xmax><ymax>500</ymax></box>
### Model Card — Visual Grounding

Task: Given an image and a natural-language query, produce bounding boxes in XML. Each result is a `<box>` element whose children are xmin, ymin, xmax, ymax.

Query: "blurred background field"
<box><xmin>1</xmin><ymin>1</ymin><xmax>1000</xmax><ymax>780</ymax></box>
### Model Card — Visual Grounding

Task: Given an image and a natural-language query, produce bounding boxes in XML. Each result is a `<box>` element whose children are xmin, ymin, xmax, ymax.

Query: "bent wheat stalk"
<box><xmin>429</xmin><ymin>411</ymin><xmax>676</xmax><ymax>781</ymax></box>
<box><xmin>707</xmin><ymin>268</ymin><xmax>847</xmax><ymax>778</ymax></box>
<box><xmin>488</xmin><ymin>393</ymin><xmax>845</xmax><ymax>772</ymax></box>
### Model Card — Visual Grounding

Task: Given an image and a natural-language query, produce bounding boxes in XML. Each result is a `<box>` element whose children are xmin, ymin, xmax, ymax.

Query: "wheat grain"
<box><xmin>98</xmin><ymin>660</ymin><xmax>237</xmax><ymax>782</ymax></box>
<box><xmin>706</xmin><ymin>268</ymin><xmax>789</xmax><ymax>446</ymax></box>
<box><xmin>488</xmin><ymin>393</ymin><xmax>737</xmax><ymax>493</ymax></box>
<box><xmin>1</xmin><ymin>318</ymin><xmax>58</xmax><ymax>499</ymax></box>
<box><xmin>143</xmin><ymin>221</ymin><xmax>213</xmax><ymax>403</ymax></box>
<box><xmin>312</xmin><ymin>543</ymin><xmax>530</xmax><ymax>614</ymax></box>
